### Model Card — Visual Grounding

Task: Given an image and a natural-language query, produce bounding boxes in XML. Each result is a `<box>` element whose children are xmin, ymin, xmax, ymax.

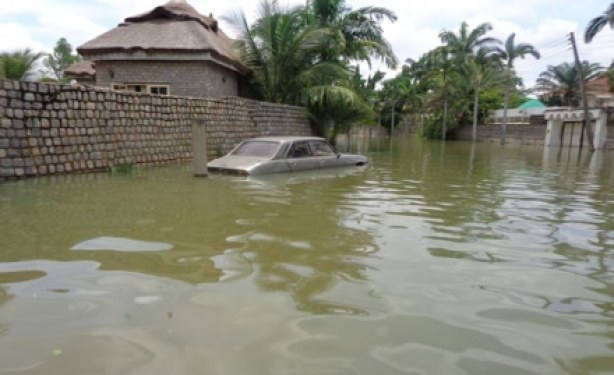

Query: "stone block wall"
<box><xmin>246</xmin><ymin>100</ymin><xmax>312</xmax><ymax>136</ymax></box>
<box><xmin>0</xmin><ymin>80</ymin><xmax>312</xmax><ymax>181</ymax></box>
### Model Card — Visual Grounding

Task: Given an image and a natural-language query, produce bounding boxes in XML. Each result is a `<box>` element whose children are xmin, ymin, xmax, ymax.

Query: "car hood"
<box><xmin>207</xmin><ymin>155</ymin><xmax>269</xmax><ymax>170</ymax></box>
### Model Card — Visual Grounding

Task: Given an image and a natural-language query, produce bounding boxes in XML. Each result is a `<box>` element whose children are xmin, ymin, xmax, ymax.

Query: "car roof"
<box><xmin>243</xmin><ymin>136</ymin><xmax>326</xmax><ymax>143</ymax></box>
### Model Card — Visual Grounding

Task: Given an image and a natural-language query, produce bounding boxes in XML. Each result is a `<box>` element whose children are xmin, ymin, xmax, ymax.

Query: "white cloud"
<box><xmin>0</xmin><ymin>22</ymin><xmax>46</xmax><ymax>51</ymax></box>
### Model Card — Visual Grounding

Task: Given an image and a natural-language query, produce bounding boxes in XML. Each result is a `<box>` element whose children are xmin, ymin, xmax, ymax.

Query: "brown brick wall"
<box><xmin>0</xmin><ymin>80</ymin><xmax>312</xmax><ymax>181</ymax></box>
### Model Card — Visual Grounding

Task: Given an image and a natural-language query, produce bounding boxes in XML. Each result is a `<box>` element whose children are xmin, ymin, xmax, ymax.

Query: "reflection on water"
<box><xmin>71</xmin><ymin>236</ymin><xmax>174</xmax><ymax>252</ymax></box>
<box><xmin>0</xmin><ymin>138</ymin><xmax>612</xmax><ymax>374</ymax></box>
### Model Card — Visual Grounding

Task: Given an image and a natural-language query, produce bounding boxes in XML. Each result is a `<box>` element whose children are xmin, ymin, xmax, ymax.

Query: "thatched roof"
<box><xmin>64</xmin><ymin>60</ymin><xmax>96</xmax><ymax>78</ymax></box>
<box><xmin>77</xmin><ymin>0</ymin><xmax>247</xmax><ymax>74</ymax></box>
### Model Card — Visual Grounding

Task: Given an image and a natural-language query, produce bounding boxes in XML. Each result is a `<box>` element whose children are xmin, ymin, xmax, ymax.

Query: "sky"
<box><xmin>1</xmin><ymin>0</ymin><xmax>613</xmax><ymax>89</ymax></box>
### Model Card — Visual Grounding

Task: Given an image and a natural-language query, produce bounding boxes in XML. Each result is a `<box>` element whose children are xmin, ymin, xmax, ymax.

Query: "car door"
<box><xmin>285</xmin><ymin>141</ymin><xmax>320</xmax><ymax>171</ymax></box>
<box><xmin>309</xmin><ymin>140</ymin><xmax>340</xmax><ymax>168</ymax></box>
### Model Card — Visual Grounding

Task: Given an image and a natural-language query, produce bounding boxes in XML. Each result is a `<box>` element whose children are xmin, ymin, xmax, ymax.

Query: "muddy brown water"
<box><xmin>0</xmin><ymin>138</ymin><xmax>612</xmax><ymax>374</ymax></box>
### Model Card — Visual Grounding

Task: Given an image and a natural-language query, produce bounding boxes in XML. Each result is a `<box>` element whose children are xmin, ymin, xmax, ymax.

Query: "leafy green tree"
<box><xmin>405</xmin><ymin>48</ymin><xmax>469</xmax><ymax>140</ymax></box>
<box><xmin>0</xmin><ymin>48</ymin><xmax>45</xmax><ymax>80</ymax></box>
<box><xmin>536</xmin><ymin>61</ymin><xmax>604</xmax><ymax>106</ymax></box>
<box><xmin>44</xmin><ymin>38</ymin><xmax>81</xmax><ymax>82</ymax></box>
<box><xmin>585</xmin><ymin>2</ymin><xmax>614</xmax><ymax>43</ymax></box>
<box><xmin>436</xmin><ymin>22</ymin><xmax>500</xmax><ymax>140</ymax></box>
<box><xmin>229</xmin><ymin>0</ymin><xmax>374</xmax><ymax>143</ymax></box>
<box><xmin>495</xmin><ymin>33</ymin><xmax>540</xmax><ymax>144</ymax></box>
<box><xmin>467</xmin><ymin>51</ymin><xmax>504</xmax><ymax>142</ymax></box>
<box><xmin>229</xmin><ymin>1</ymin><xmax>345</xmax><ymax>104</ymax></box>
<box><xmin>348</xmin><ymin>67</ymin><xmax>384</xmax><ymax>102</ymax></box>
<box><xmin>306</xmin><ymin>0</ymin><xmax>398</xmax><ymax>68</ymax></box>
<box><xmin>421</xmin><ymin>47</ymin><xmax>457</xmax><ymax>140</ymax></box>
<box><xmin>398</xmin><ymin>23</ymin><xmax>543</xmax><ymax>142</ymax></box>
<box><xmin>439</xmin><ymin>21</ymin><xmax>500</xmax><ymax>60</ymax></box>
<box><xmin>348</xmin><ymin>67</ymin><xmax>385</xmax><ymax>125</ymax></box>
<box><xmin>307</xmin><ymin>84</ymin><xmax>373</xmax><ymax>142</ymax></box>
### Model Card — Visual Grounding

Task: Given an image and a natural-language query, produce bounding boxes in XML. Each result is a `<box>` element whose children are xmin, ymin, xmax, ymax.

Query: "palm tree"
<box><xmin>439</xmin><ymin>22</ymin><xmax>500</xmax><ymax>60</ymax></box>
<box><xmin>227</xmin><ymin>1</ymin><xmax>346</xmax><ymax>104</ymax></box>
<box><xmin>307</xmin><ymin>84</ymin><xmax>373</xmax><ymax>142</ymax></box>
<box><xmin>409</xmin><ymin>48</ymin><xmax>461</xmax><ymax>140</ymax></box>
<box><xmin>467</xmin><ymin>51</ymin><xmax>504</xmax><ymax>142</ymax></box>
<box><xmin>496</xmin><ymin>33</ymin><xmax>540</xmax><ymax>144</ymax></box>
<box><xmin>585</xmin><ymin>2</ymin><xmax>614</xmax><ymax>43</ymax></box>
<box><xmin>228</xmin><ymin>1</ymin><xmax>373</xmax><ymax>143</ymax></box>
<box><xmin>306</xmin><ymin>0</ymin><xmax>398</xmax><ymax>68</ymax></box>
<box><xmin>536</xmin><ymin>61</ymin><xmax>603</xmax><ymax>106</ymax></box>
<box><xmin>0</xmin><ymin>48</ymin><xmax>44</xmax><ymax>80</ymax></box>
<box><xmin>437</xmin><ymin>22</ymin><xmax>500</xmax><ymax>141</ymax></box>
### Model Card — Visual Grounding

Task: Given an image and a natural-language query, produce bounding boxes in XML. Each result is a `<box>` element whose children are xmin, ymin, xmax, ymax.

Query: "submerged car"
<box><xmin>207</xmin><ymin>136</ymin><xmax>368</xmax><ymax>176</ymax></box>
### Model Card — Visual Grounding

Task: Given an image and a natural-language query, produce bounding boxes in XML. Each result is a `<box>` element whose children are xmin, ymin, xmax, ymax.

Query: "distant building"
<box><xmin>586</xmin><ymin>75</ymin><xmax>614</xmax><ymax>108</ymax></box>
<box><xmin>490</xmin><ymin>99</ymin><xmax>547</xmax><ymax>126</ymax></box>
<box><xmin>64</xmin><ymin>60</ymin><xmax>96</xmax><ymax>86</ymax></box>
<box><xmin>544</xmin><ymin>75</ymin><xmax>613</xmax><ymax>149</ymax></box>
<box><xmin>65</xmin><ymin>0</ymin><xmax>248</xmax><ymax>98</ymax></box>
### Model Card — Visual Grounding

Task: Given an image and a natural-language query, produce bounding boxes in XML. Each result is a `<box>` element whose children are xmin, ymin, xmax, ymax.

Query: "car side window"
<box><xmin>287</xmin><ymin>141</ymin><xmax>312</xmax><ymax>158</ymax></box>
<box><xmin>310</xmin><ymin>141</ymin><xmax>335</xmax><ymax>156</ymax></box>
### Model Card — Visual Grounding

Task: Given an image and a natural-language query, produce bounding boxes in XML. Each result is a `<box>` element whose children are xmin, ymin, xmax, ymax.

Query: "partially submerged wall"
<box><xmin>0</xmin><ymin>80</ymin><xmax>312</xmax><ymax>181</ymax></box>
<box><xmin>454</xmin><ymin>123</ymin><xmax>547</xmax><ymax>144</ymax></box>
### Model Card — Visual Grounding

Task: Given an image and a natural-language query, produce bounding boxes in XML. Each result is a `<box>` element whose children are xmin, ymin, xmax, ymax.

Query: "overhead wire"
<box><xmin>511</xmin><ymin>32</ymin><xmax>613</xmax><ymax>88</ymax></box>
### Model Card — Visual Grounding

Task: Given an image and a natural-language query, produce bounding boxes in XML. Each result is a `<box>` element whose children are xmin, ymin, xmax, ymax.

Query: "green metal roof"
<box><xmin>518</xmin><ymin>99</ymin><xmax>545</xmax><ymax>109</ymax></box>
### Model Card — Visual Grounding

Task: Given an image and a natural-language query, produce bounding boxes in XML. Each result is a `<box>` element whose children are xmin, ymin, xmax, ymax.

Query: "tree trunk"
<box><xmin>442</xmin><ymin>72</ymin><xmax>448</xmax><ymax>141</ymax></box>
<box><xmin>473</xmin><ymin>89</ymin><xmax>479</xmax><ymax>142</ymax></box>
<box><xmin>443</xmin><ymin>90</ymin><xmax>448</xmax><ymax>141</ymax></box>
<box><xmin>390</xmin><ymin>101</ymin><xmax>395</xmax><ymax>149</ymax></box>
<box><xmin>327</xmin><ymin>120</ymin><xmax>337</xmax><ymax>146</ymax></box>
<box><xmin>501</xmin><ymin>71</ymin><xmax>510</xmax><ymax>145</ymax></box>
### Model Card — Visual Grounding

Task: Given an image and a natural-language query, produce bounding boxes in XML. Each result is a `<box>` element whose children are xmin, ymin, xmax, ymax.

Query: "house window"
<box><xmin>149</xmin><ymin>85</ymin><xmax>169</xmax><ymax>95</ymax></box>
<box><xmin>111</xmin><ymin>83</ymin><xmax>169</xmax><ymax>95</ymax></box>
<box><xmin>111</xmin><ymin>84</ymin><xmax>144</xmax><ymax>92</ymax></box>
<box><xmin>126</xmin><ymin>84</ymin><xmax>145</xmax><ymax>93</ymax></box>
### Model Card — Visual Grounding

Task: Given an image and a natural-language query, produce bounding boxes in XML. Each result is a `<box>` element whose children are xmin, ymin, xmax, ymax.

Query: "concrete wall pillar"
<box><xmin>192</xmin><ymin>119</ymin><xmax>208</xmax><ymax>177</ymax></box>
<box><xmin>593</xmin><ymin>111</ymin><xmax>608</xmax><ymax>149</ymax></box>
<box><xmin>545</xmin><ymin>119</ymin><xmax>563</xmax><ymax>147</ymax></box>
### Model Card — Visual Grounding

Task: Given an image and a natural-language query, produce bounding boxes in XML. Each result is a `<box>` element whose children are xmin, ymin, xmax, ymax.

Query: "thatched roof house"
<box><xmin>67</xmin><ymin>0</ymin><xmax>248</xmax><ymax>98</ymax></box>
<box><xmin>64</xmin><ymin>60</ymin><xmax>96</xmax><ymax>85</ymax></box>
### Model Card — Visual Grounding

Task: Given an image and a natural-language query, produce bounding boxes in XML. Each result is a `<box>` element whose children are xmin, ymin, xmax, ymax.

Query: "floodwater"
<box><xmin>0</xmin><ymin>137</ymin><xmax>612</xmax><ymax>375</ymax></box>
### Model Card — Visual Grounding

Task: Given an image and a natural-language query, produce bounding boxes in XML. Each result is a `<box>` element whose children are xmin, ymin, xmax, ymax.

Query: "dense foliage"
<box><xmin>584</xmin><ymin>2</ymin><xmax>614</xmax><ymax>43</ymax></box>
<box><xmin>0</xmin><ymin>49</ymin><xmax>44</xmax><ymax>80</ymax></box>
<box><xmin>535</xmin><ymin>61</ymin><xmax>604</xmax><ymax>106</ymax></box>
<box><xmin>228</xmin><ymin>0</ymin><xmax>397</xmax><ymax>143</ymax></box>
<box><xmin>43</xmin><ymin>38</ymin><xmax>81</xmax><ymax>82</ymax></box>
<box><xmin>379</xmin><ymin>22</ymin><xmax>540</xmax><ymax>141</ymax></box>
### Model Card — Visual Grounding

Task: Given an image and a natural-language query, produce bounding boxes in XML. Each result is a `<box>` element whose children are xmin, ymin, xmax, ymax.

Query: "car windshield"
<box><xmin>230</xmin><ymin>141</ymin><xmax>279</xmax><ymax>158</ymax></box>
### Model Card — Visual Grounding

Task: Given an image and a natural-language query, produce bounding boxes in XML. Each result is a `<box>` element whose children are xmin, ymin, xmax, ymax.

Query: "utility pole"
<box><xmin>569</xmin><ymin>32</ymin><xmax>595</xmax><ymax>152</ymax></box>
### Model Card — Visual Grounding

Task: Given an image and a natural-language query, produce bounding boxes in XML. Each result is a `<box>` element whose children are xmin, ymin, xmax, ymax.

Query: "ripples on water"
<box><xmin>0</xmin><ymin>138</ymin><xmax>612</xmax><ymax>374</ymax></box>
